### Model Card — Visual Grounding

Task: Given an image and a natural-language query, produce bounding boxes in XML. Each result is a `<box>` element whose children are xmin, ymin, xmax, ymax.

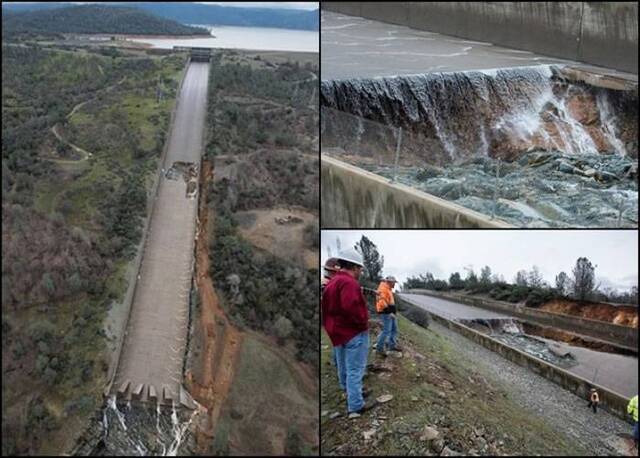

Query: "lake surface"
<box><xmin>131</xmin><ymin>25</ymin><xmax>318</xmax><ymax>53</ymax></box>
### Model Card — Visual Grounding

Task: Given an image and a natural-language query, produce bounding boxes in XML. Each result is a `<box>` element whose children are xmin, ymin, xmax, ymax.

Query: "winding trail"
<box><xmin>44</xmin><ymin>76</ymin><xmax>127</xmax><ymax>164</ymax></box>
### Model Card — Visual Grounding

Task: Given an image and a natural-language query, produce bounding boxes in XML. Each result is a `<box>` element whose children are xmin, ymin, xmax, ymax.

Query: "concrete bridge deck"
<box><xmin>111</xmin><ymin>62</ymin><xmax>209</xmax><ymax>406</ymax></box>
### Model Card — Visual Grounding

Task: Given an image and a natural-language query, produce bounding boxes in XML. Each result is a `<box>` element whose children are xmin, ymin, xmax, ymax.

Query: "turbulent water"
<box><xmin>75</xmin><ymin>396</ymin><xmax>200</xmax><ymax>456</ymax></box>
<box><xmin>321</xmin><ymin>65</ymin><xmax>637</xmax><ymax>164</ymax></box>
<box><xmin>321</xmin><ymin>64</ymin><xmax>638</xmax><ymax>227</ymax></box>
<box><xmin>360</xmin><ymin>152</ymin><xmax>637</xmax><ymax>227</ymax></box>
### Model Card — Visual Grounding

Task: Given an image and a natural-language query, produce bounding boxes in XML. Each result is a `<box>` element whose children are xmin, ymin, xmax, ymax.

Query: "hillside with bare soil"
<box><xmin>189</xmin><ymin>49</ymin><xmax>319</xmax><ymax>455</ymax></box>
<box><xmin>539</xmin><ymin>298</ymin><xmax>638</xmax><ymax>327</ymax></box>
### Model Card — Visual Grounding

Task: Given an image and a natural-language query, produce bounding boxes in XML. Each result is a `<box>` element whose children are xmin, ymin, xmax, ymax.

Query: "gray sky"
<box><xmin>321</xmin><ymin>230</ymin><xmax>638</xmax><ymax>291</ymax></box>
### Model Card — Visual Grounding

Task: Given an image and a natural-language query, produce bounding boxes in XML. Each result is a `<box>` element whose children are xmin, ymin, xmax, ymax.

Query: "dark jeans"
<box><xmin>588</xmin><ymin>401</ymin><xmax>598</xmax><ymax>413</ymax></box>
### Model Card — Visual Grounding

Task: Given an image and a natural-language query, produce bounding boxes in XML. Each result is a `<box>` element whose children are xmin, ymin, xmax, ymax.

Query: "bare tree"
<box><xmin>528</xmin><ymin>266</ymin><xmax>544</xmax><ymax>288</ymax></box>
<box><xmin>515</xmin><ymin>270</ymin><xmax>528</xmax><ymax>287</ymax></box>
<box><xmin>555</xmin><ymin>271</ymin><xmax>569</xmax><ymax>296</ymax></box>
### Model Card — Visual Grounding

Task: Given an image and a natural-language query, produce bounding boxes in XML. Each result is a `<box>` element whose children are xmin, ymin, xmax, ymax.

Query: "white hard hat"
<box><xmin>385</xmin><ymin>276</ymin><xmax>397</xmax><ymax>282</ymax></box>
<box><xmin>336</xmin><ymin>248</ymin><xmax>364</xmax><ymax>267</ymax></box>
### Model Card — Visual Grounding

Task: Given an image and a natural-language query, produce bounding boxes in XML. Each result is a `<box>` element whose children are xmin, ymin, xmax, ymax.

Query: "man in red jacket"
<box><xmin>322</xmin><ymin>248</ymin><xmax>377</xmax><ymax>418</ymax></box>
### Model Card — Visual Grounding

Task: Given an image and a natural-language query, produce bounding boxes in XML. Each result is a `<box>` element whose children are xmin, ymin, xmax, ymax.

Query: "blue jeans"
<box><xmin>634</xmin><ymin>421</ymin><xmax>638</xmax><ymax>442</ymax></box>
<box><xmin>334</xmin><ymin>331</ymin><xmax>369</xmax><ymax>413</ymax></box>
<box><xmin>376</xmin><ymin>314</ymin><xmax>397</xmax><ymax>352</ymax></box>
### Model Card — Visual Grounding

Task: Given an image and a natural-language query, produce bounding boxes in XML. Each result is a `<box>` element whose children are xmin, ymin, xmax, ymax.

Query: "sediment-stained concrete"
<box><xmin>112</xmin><ymin>62</ymin><xmax>209</xmax><ymax>404</ymax></box>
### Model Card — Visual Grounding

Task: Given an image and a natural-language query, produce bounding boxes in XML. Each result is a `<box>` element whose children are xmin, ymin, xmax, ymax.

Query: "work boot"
<box><xmin>348</xmin><ymin>399</ymin><xmax>378</xmax><ymax>419</ymax></box>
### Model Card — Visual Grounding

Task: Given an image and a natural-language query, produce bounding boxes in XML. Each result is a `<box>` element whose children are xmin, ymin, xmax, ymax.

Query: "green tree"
<box><xmin>40</xmin><ymin>272</ymin><xmax>55</xmax><ymax>296</ymax></box>
<box><xmin>355</xmin><ymin>235</ymin><xmax>384</xmax><ymax>285</ymax></box>
<box><xmin>449</xmin><ymin>272</ymin><xmax>465</xmax><ymax>289</ymax></box>
<box><xmin>273</xmin><ymin>316</ymin><xmax>293</xmax><ymax>345</ymax></box>
<box><xmin>479</xmin><ymin>266</ymin><xmax>492</xmax><ymax>289</ymax></box>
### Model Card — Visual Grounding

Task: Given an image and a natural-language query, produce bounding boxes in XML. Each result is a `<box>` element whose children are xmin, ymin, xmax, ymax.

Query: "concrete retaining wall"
<box><xmin>323</xmin><ymin>2</ymin><xmax>638</xmax><ymax>74</ymax></box>
<box><xmin>408</xmin><ymin>289</ymin><xmax>638</xmax><ymax>352</ymax></box>
<box><xmin>321</xmin><ymin>155</ymin><xmax>512</xmax><ymax>228</ymax></box>
<box><xmin>396</xmin><ymin>295</ymin><xmax>633</xmax><ymax>423</ymax></box>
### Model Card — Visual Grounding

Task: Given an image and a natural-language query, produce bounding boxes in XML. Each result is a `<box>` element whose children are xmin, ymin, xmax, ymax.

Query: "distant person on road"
<box><xmin>628</xmin><ymin>394</ymin><xmax>638</xmax><ymax>451</ymax></box>
<box><xmin>322</xmin><ymin>248</ymin><xmax>376</xmax><ymax>418</ymax></box>
<box><xmin>375</xmin><ymin>276</ymin><xmax>401</xmax><ymax>356</ymax></box>
<box><xmin>587</xmin><ymin>387</ymin><xmax>600</xmax><ymax>413</ymax></box>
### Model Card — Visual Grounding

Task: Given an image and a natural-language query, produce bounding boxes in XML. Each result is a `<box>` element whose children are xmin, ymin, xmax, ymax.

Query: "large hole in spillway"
<box><xmin>321</xmin><ymin>65</ymin><xmax>638</xmax><ymax>228</ymax></box>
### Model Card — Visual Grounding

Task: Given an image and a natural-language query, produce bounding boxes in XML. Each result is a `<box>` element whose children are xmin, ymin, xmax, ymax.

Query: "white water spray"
<box><xmin>107</xmin><ymin>394</ymin><xmax>128</xmax><ymax>431</ymax></box>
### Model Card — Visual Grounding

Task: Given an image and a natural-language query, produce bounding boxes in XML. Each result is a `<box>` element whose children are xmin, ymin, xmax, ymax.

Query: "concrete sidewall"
<box><xmin>323</xmin><ymin>2</ymin><xmax>638</xmax><ymax>74</ymax></box>
<box><xmin>321</xmin><ymin>155</ymin><xmax>512</xmax><ymax>228</ymax></box>
<box><xmin>408</xmin><ymin>289</ymin><xmax>638</xmax><ymax>350</ymax></box>
<box><xmin>396</xmin><ymin>295</ymin><xmax>634</xmax><ymax>423</ymax></box>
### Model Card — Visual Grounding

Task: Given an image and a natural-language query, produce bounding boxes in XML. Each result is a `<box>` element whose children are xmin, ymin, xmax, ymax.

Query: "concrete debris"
<box><xmin>440</xmin><ymin>445</ymin><xmax>463</xmax><ymax>456</ymax></box>
<box><xmin>419</xmin><ymin>425</ymin><xmax>440</xmax><ymax>442</ymax></box>
<box><xmin>165</xmin><ymin>161</ymin><xmax>199</xmax><ymax>198</ymax></box>
<box><xmin>363</xmin><ymin>429</ymin><xmax>377</xmax><ymax>441</ymax></box>
<box><xmin>431</xmin><ymin>438</ymin><xmax>446</xmax><ymax>454</ymax></box>
<box><xmin>376</xmin><ymin>394</ymin><xmax>394</xmax><ymax>404</ymax></box>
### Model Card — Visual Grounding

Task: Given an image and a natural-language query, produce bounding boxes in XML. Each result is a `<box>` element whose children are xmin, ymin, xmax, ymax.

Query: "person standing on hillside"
<box><xmin>587</xmin><ymin>387</ymin><xmax>600</xmax><ymax>413</ymax></box>
<box><xmin>322</xmin><ymin>248</ymin><xmax>377</xmax><ymax>418</ymax></box>
<box><xmin>375</xmin><ymin>276</ymin><xmax>401</xmax><ymax>356</ymax></box>
<box><xmin>628</xmin><ymin>394</ymin><xmax>638</xmax><ymax>452</ymax></box>
<box><xmin>322</xmin><ymin>257</ymin><xmax>340</xmax><ymax>367</ymax></box>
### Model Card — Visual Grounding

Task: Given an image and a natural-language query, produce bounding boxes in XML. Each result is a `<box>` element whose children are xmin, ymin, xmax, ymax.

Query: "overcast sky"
<box><xmin>321</xmin><ymin>230</ymin><xmax>638</xmax><ymax>291</ymax></box>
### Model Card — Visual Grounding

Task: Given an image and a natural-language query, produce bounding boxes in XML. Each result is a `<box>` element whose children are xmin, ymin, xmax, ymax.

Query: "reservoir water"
<box><xmin>131</xmin><ymin>25</ymin><xmax>318</xmax><ymax>53</ymax></box>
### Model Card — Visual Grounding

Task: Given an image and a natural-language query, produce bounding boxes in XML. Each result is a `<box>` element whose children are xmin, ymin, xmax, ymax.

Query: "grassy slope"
<box><xmin>212</xmin><ymin>334</ymin><xmax>318</xmax><ymax>455</ymax></box>
<box><xmin>321</xmin><ymin>315</ymin><xmax>587</xmax><ymax>456</ymax></box>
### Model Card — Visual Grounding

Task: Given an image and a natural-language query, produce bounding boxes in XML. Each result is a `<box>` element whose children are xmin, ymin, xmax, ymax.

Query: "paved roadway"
<box><xmin>112</xmin><ymin>62</ymin><xmax>209</xmax><ymax>404</ymax></box>
<box><xmin>400</xmin><ymin>293</ymin><xmax>638</xmax><ymax>399</ymax></box>
<box><xmin>321</xmin><ymin>11</ymin><xmax>636</xmax><ymax>81</ymax></box>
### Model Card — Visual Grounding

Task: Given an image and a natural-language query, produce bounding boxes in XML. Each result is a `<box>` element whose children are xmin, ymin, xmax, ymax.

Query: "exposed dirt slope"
<box><xmin>185</xmin><ymin>160</ymin><xmax>243</xmax><ymax>453</ymax></box>
<box><xmin>539</xmin><ymin>298</ymin><xmax>638</xmax><ymax>328</ymax></box>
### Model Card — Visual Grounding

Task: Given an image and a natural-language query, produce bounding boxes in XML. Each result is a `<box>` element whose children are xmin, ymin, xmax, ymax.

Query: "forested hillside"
<box><xmin>2</xmin><ymin>42</ymin><xmax>186</xmax><ymax>455</ymax></box>
<box><xmin>2</xmin><ymin>5</ymin><xmax>209</xmax><ymax>37</ymax></box>
<box><xmin>3</xmin><ymin>2</ymin><xmax>320</xmax><ymax>31</ymax></box>
<box><xmin>205</xmin><ymin>52</ymin><xmax>319</xmax><ymax>366</ymax></box>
